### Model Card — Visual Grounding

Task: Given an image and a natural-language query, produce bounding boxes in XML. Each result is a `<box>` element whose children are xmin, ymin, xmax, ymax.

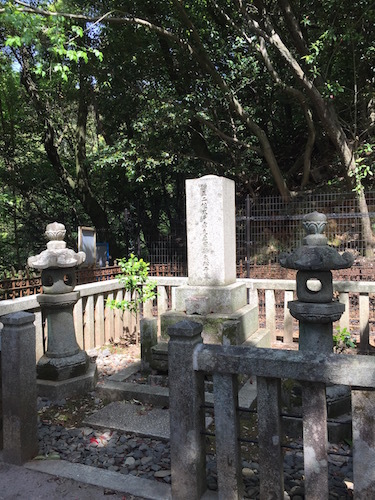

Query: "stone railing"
<box><xmin>243</xmin><ymin>278</ymin><xmax>374</xmax><ymax>351</ymax></box>
<box><xmin>168</xmin><ymin>320</ymin><xmax>375</xmax><ymax>499</ymax></box>
<box><xmin>0</xmin><ymin>276</ymin><xmax>373</xmax><ymax>359</ymax></box>
<box><xmin>0</xmin><ymin>277</ymin><xmax>187</xmax><ymax>360</ymax></box>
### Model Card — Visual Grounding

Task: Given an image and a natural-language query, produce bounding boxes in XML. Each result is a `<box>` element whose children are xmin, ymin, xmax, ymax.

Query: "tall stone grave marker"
<box><xmin>186</xmin><ymin>175</ymin><xmax>236</xmax><ymax>286</ymax></box>
<box><xmin>159</xmin><ymin>175</ymin><xmax>269</xmax><ymax>352</ymax></box>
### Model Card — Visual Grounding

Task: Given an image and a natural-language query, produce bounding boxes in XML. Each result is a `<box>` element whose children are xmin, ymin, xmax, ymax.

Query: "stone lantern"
<box><xmin>28</xmin><ymin>222</ymin><xmax>96</xmax><ymax>399</ymax></box>
<box><xmin>280</xmin><ymin>211</ymin><xmax>354</xmax><ymax>352</ymax></box>
<box><xmin>280</xmin><ymin>212</ymin><xmax>354</xmax><ymax>485</ymax></box>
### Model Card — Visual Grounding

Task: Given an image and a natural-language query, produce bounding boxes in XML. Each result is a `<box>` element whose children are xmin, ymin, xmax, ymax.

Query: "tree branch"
<box><xmin>258</xmin><ymin>38</ymin><xmax>315</xmax><ymax>188</ymax></box>
<box><xmin>7</xmin><ymin>0</ymin><xmax>291</xmax><ymax>200</ymax></box>
<box><xmin>277</xmin><ymin>0</ymin><xmax>309</xmax><ymax>57</ymax></box>
<box><xmin>5</xmin><ymin>2</ymin><xmax>196</xmax><ymax>57</ymax></box>
<box><xmin>195</xmin><ymin>114</ymin><xmax>263</xmax><ymax>155</ymax></box>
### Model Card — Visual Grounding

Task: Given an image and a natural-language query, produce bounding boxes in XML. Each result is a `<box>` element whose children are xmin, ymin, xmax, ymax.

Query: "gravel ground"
<box><xmin>36</xmin><ymin>345</ymin><xmax>354</xmax><ymax>499</ymax></box>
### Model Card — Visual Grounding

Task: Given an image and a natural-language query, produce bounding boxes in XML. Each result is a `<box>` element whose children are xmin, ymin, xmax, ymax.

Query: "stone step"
<box><xmin>97</xmin><ymin>356</ymin><xmax>257</xmax><ymax>408</ymax></box>
<box><xmin>83</xmin><ymin>400</ymin><xmax>214</xmax><ymax>441</ymax></box>
<box><xmin>96</xmin><ymin>355</ymin><xmax>351</xmax><ymax>443</ymax></box>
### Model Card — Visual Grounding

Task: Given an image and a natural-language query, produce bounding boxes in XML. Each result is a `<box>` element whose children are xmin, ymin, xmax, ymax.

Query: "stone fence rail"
<box><xmin>2</xmin><ymin>261</ymin><xmax>374</xmax><ymax>301</ymax></box>
<box><xmin>0</xmin><ymin>277</ymin><xmax>373</xmax><ymax>359</ymax></box>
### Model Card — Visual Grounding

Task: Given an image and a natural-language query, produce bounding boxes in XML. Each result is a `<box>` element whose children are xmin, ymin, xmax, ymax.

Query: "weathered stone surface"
<box><xmin>175</xmin><ymin>282</ymin><xmax>247</xmax><ymax>314</ymax></box>
<box><xmin>213</xmin><ymin>373</ymin><xmax>244</xmax><ymax>498</ymax></box>
<box><xmin>302</xmin><ymin>382</ymin><xmax>329</xmax><ymax>498</ymax></box>
<box><xmin>25</xmin><ymin>459</ymin><xmax>172</xmax><ymax>500</ymax></box>
<box><xmin>29</xmin><ymin>223</ymin><xmax>95</xmax><ymax>395</ymax></box>
<box><xmin>150</xmin><ymin>342</ymin><xmax>168</xmax><ymax>372</ymax></box>
<box><xmin>280</xmin><ymin>244</ymin><xmax>354</xmax><ymax>271</ymax></box>
<box><xmin>37</xmin><ymin>362</ymin><xmax>97</xmax><ymax>401</ymax></box>
<box><xmin>96</xmin><ymin>379</ymin><xmax>169</xmax><ymax>407</ymax></box>
<box><xmin>185</xmin><ymin>295</ymin><xmax>210</xmax><ymax>315</ymax></box>
<box><xmin>28</xmin><ymin>222</ymin><xmax>85</xmax><ymax>271</ymax></box>
<box><xmin>186</xmin><ymin>175</ymin><xmax>236</xmax><ymax>286</ymax></box>
<box><xmin>140</xmin><ymin>318</ymin><xmax>157</xmax><ymax>371</ymax></box>
<box><xmin>168</xmin><ymin>321</ymin><xmax>206</xmax><ymax>499</ymax></box>
<box><xmin>84</xmin><ymin>401</ymin><xmax>171</xmax><ymax>440</ymax></box>
<box><xmin>1</xmin><ymin>312</ymin><xmax>38</xmax><ymax>464</ymax></box>
<box><xmin>288</xmin><ymin>300</ymin><xmax>344</xmax><ymax>323</ymax></box>
<box><xmin>194</xmin><ymin>346</ymin><xmax>375</xmax><ymax>388</ymax></box>
<box><xmin>37</xmin><ymin>292</ymin><xmax>81</xmax><ymax>359</ymax></box>
<box><xmin>257</xmin><ymin>376</ymin><xmax>284</xmax><ymax>498</ymax></box>
<box><xmin>36</xmin><ymin>349</ymin><xmax>89</xmax><ymax>381</ymax></box>
<box><xmin>352</xmin><ymin>390</ymin><xmax>375</xmax><ymax>497</ymax></box>
<box><xmin>296</xmin><ymin>270</ymin><xmax>333</xmax><ymax>303</ymax></box>
<box><xmin>160</xmin><ymin>304</ymin><xmax>258</xmax><ymax>344</ymax></box>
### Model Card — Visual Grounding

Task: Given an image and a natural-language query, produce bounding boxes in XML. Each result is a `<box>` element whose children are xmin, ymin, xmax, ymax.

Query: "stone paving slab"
<box><xmin>25</xmin><ymin>458</ymin><xmax>172</xmax><ymax>500</ymax></box>
<box><xmin>84</xmin><ymin>401</ymin><xmax>171</xmax><ymax>440</ymax></box>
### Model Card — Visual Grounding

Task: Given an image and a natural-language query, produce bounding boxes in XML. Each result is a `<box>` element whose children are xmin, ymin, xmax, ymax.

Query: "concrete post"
<box><xmin>140</xmin><ymin>317</ymin><xmax>157</xmax><ymax>371</ymax></box>
<box><xmin>1</xmin><ymin>312</ymin><xmax>38</xmax><ymax>464</ymax></box>
<box><xmin>168</xmin><ymin>320</ymin><xmax>206</xmax><ymax>500</ymax></box>
<box><xmin>257</xmin><ymin>376</ymin><xmax>284</xmax><ymax>499</ymax></box>
<box><xmin>213</xmin><ymin>373</ymin><xmax>244</xmax><ymax>499</ymax></box>
<box><xmin>352</xmin><ymin>390</ymin><xmax>375</xmax><ymax>496</ymax></box>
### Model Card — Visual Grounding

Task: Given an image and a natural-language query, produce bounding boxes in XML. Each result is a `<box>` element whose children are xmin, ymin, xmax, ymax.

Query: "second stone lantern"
<box><xmin>280</xmin><ymin>211</ymin><xmax>354</xmax><ymax>352</ymax></box>
<box><xmin>28</xmin><ymin>222</ymin><xmax>97</xmax><ymax>400</ymax></box>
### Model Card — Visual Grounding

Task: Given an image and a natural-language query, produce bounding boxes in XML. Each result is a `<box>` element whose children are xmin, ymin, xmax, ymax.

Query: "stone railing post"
<box><xmin>140</xmin><ymin>317</ymin><xmax>157</xmax><ymax>371</ymax></box>
<box><xmin>1</xmin><ymin>312</ymin><xmax>38</xmax><ymax>464</ymax></box>
<box><xmin>168</xmin><ymin>320</ymin><xmax>206</xmax><ymax>500</ymax></box>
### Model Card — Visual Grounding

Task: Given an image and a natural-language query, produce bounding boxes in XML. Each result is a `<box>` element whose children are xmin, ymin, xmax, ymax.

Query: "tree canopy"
<box><xmin>1</xmin><ymin>0</ymin><xmax>375</xmax><ymax>269</ymax></box>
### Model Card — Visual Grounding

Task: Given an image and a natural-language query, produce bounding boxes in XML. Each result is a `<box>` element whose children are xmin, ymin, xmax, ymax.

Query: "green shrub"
<box><xmin>106</xmin><ymin>254</ymin><xmax>157</xmax><ymax>317</ymax></box>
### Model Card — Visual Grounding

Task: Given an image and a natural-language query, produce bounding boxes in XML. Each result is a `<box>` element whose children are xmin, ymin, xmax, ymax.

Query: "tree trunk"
<box><xmin>20</xmin><ymin>46</ymin><xmax>121</xmax><ymax>258</ymax></box>
<box><xmin>306</xmin><ymin>98</ymin><xmax>374</xmax><ymax>256</ymax></box>
<box><xmin>256</xmin><ymin>23</ymin><xmax>375</xmax><ymax>254</ymax></box>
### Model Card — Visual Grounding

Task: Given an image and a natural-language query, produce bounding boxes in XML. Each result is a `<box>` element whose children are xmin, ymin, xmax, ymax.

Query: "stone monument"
<box><xmin>28</xmin><ymin>222</ymin><xmax>97</xmax><ymax>400</ymax></box>
<box><xmin>157</xmin><ymin>175</ymin><xmax>268</xmax><ymax>362</ymax></box>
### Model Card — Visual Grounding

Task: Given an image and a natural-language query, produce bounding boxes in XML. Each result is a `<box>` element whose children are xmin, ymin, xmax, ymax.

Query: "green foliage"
<box><xmin>1</xmin><ymin>0</ymin><xmax>375</xmax><ymax>264</ymax></box>
<box><xmin>333</xmin><ymin>327</ymin><xmax>357</xmax><ymax>352</ymax></box>
<box><xmin>349</xmin><ymin>143</ymin><xmax>375</xmax><ymax>193</ymax></box>
<box><xmin>106</xmin><ymin>254</ymin><xmax>157</xmax><ymax>316</ymax></box>
<box><xmin>3</xmin><ymin>2</ymin><xmax>102</xmax><ymax>82</ymax></box>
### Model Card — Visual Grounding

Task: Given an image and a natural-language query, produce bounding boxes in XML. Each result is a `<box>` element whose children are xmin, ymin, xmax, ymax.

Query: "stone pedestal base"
<box><xmin>150</xmin><ymin>327</ymin><xmax>271</xmax><ymax>373</ymax></box>
<box><xmin>37</xmin><ymin>362</ymin><xmax>97</xmax><ymax>401</ymax></box>
<box><xmin>175</xmin><ymin>282</ymin><xmax>247</xmax><ymax>314</ymax></box>
<box><xmin>161</xmin><ymin>303</ymin><xmax>259</xmax><ymax>344</ymax></box>
<box><xmin>37</xmin><ymin>350</ymin><xmax>89</xmax><ymax>381</ymax></box>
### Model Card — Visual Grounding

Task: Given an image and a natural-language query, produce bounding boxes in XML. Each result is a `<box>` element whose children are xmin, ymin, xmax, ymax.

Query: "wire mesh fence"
<box><xmin>236</xmin><ymin>191</ymin><xmax>375</xmax><ymax>268</ymax></box>
<box><xmin>147</xmin><ymin>191</ymin><xmax>375</xmax><ymax>278</ymax></box>
<box><xmin>145</xmin><ymin>236</ymin><xmax>187</xmax><ymax>277</ymax></box>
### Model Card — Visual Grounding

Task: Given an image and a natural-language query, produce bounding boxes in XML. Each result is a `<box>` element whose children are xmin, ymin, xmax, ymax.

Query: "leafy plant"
<box><xmin>333</xmin><ymin>327</ymin><xmax>356</xmax><ymax>353</ymax></box>
<box><xmin>106</xmin><ymin>254</ymin><xmax>157</xmax><ymax>317</ymax></box>
<box><xmin>349</xmin><ymin>143</ymin><xmax>375</xmax><ymax>194</ymax></box>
